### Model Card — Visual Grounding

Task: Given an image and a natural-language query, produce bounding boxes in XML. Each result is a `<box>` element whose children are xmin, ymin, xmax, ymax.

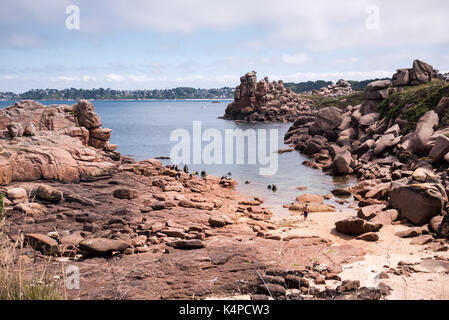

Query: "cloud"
<box><xmin>281</xmin><ymin>54</ymin><xmax>311</xmax><ymax>65</ymax></box>
<box><xmin>106</xmin><ymin>73</ymin><xmax>125</xmax><ymax>82</ymax></box>
<box><xmin>1</xmin><ymin>0</ymin><xmax>448</xmax><ymax>51</ymax></box>
<box><xmin>274</xmin><ymin>70</ymin><xmax>393</xmax><ymax>82</ymax></box>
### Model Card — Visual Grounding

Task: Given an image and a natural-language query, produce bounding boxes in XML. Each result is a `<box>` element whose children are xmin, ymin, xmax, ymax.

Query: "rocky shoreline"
<box><xmin>1</xmin><ymin>60</ymin><xmax>449</xmax><ymax>300</ymax></box>
<box><xmin>0</xmin><ymin>99</ymin><xmax>385</xmax><ymax>300</ymax></box>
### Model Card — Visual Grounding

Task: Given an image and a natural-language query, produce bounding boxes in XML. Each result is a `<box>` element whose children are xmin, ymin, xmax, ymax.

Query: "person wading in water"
<box><xmin>303</xmin><ymin>204</ymin><xmax>310</xmax><ymax>222</ymax></box>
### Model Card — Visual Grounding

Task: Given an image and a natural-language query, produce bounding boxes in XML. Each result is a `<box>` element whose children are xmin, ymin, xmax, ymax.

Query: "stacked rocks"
<box><xmin>392</xmin><ymin>59</ymin><xmax>438</xmax><ymax>87</ymax></box>
<box><xmin>361</xmin><ymin>80</ymin><xmax>394</xmax><ymax>115</ymax></box>
<box><xmin>311</xmin><ymin>79</ymin><xmax>354</xmax><ymax>98</ymax></box>
<box><xmin>223</xmin><ymin>71</ymin><xmax>315</xmax><ymax>122</ymax></box>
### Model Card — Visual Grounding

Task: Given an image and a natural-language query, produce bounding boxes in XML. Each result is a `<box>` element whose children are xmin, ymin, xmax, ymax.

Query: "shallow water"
<box><xmin>0</xmin><ymin>99</ymin><xmax>356</xmax><ymax>215</ymax></box>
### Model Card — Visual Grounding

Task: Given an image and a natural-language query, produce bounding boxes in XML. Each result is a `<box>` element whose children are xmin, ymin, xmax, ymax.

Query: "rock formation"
<box><xmin>285</xmin><ymin>59</ymin><xmax>449</xmax><ymax>228</ymax></box>
<box><xmin>0</xmin><ymin>100</ymin><xmax>118</xmax><ymax>185</ymax></box>
<box><xmin>223</xmin><ymin>71</ymin><xmax>315</xmax><ymax>122</ymax></box>
<box><xmin>310</xmin><ymin>79</ymin><xmax>354</xmax><ymax>97</ymax></box>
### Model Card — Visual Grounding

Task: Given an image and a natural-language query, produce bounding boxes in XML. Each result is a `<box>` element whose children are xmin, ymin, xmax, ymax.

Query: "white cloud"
<box><xmin>275</xmin><ymin>70</ymin><xmax>393</xmax><ymax>82</ymax></box>
<box><xmin>106</xmin><ymin>73</ymin><xmax>125</xmax><ymax>82</ymax></box>
<box><xmin>281</xmin><ymin>54</ymin><xmax>311</xmax><ymax>65</ymax></box>
<box><xmin>2</xmin><ymin>0</ymin><xmax>449</xmax><ymax>51</ymax></box>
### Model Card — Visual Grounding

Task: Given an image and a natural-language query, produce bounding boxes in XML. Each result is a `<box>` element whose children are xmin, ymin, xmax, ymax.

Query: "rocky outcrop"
<box><xmin>361</xmin><ymin>80</ymin><xmax>393</xmax><ymax>115</ymax></box>
<box><xmin>285</xmin><ymin>59</ymin><xmax>449</xmax><ymax>185</ymax></box>
<box><xmin>310</xmin><ymin>79</ymin><xmax>354</xmax><ymax>98</ymax></box>
<box><xmin>392</xmin><ymin>59</ymin><xmax>438</xmax><ymax>87</ymax></box>
<box><xmin>223</xmin><ymin>72</ymin><xmax>315</xmax><ymax>122</ymax></box>
<box><xmin>0</xmin><ymin>100</ymin><xmax>119</xmax><ymax>185</ymax></box>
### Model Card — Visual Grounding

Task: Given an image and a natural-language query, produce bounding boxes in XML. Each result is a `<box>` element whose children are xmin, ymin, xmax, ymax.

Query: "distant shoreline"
<box><xmin>0</xmin><ymin>98</ymin><xmax>234</xmax><ymax>102</ymax></box>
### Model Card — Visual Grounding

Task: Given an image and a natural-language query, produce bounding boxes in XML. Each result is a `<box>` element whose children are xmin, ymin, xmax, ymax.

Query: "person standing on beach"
<box><xmin>303</xmin><ymin>204</ymin><xmax>310</xmax><ymax>221</ymax></box>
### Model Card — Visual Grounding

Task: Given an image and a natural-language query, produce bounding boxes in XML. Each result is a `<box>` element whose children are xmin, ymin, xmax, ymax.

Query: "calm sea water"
<box><xmin>0</xmin><ymin>99</ymin><xmax>356</xmax><ymax>215</ymax></box>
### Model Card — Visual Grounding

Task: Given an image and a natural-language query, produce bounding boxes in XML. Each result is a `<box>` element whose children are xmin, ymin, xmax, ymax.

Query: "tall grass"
<box><xmin>0</xmin><ymin>218</ymin><xmax>63</xmax><ymax>300</ymax></box>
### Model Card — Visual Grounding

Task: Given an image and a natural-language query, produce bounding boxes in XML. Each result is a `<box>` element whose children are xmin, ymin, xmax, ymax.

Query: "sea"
<box><xmin>0</xmin><ymin>99</ymin><xmax>356</xmax><ymax>216</ymax></box>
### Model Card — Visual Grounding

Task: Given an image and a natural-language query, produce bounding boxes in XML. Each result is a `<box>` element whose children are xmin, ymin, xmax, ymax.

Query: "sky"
<box><xmin>0</xmin><ymin>0</ymin><xmax>448</xmax><ymax>93</ymax></box>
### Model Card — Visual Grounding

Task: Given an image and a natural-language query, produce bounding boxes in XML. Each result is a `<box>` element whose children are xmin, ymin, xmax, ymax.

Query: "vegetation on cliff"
<box><xmin>378</xmin><ymin>80</ymin><xmax>449</xmax><ymax>132</ymax></box>
<box><xmin>303</xmin><ymin>92</ymin><xmax>364</xmax><ymax>110</ymax></box>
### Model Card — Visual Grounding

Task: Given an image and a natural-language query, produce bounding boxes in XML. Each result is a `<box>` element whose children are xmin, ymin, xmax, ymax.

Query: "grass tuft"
<box><xmin>302</xmin><ymin>92</ymin><xmax>364</xmax><ymax>110</ymax></box>
<box><xmin>0</xmin><ymin>220</ymin><xmax>63</xmax><ymax>300</ymax></box>
<box><xmin>378</xmin><ymin>80</ymin><xmax>449</xmax><ymax>132</ymax></box>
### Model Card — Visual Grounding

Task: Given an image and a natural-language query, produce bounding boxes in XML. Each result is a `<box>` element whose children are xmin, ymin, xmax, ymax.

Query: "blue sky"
<box><xmin>1</xmin><ymin>0</ymin><xmax>448</xmax><ymax>92</ymax></box>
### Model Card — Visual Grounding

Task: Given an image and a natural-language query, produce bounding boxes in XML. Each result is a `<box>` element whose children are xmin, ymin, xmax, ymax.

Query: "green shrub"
<box><xmin>303</xmin><ymin>91</ymin><xmax>364</xmax><ymax>110</ymax></box>
<box><xmin>378</xmin><ymin>80</ymin><xmax>449</xmax><ymax>133</ymax></box>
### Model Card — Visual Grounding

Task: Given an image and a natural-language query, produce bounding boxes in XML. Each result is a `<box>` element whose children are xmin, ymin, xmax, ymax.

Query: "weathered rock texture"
<box><xmin>310</xmin><ymin>79</ymin><xmax>354</xmax><ymax>97</ymax></box>
<box><xmin>223</xmin><ymin>72</ymin><xmax>315</xmax><ymax>122</ymax></box>
<box><xmin>0</xmin><ymin>100</ymin><xmax>119</xmax><ymax>185</ymax></box>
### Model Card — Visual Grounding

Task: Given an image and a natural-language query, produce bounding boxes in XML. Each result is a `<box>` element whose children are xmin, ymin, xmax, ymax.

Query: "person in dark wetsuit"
<box><xmin>303</xmin><ymin>204</ymin><xmax>310</xmax><ymax>221</ymax></box>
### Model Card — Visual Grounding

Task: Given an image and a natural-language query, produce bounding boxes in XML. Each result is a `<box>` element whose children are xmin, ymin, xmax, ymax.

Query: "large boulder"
<box><xmin>335</xmin><ymin>217</ymin><xmax>383</xmax><ymax>236</ymax></box>
<box><xmin>435</xmin><ymin>97</ymin><xmax>449</xmax><ymax>118</ymax></box>
<box><xmin>389</xmin><ymin>183</ymin><xmax>447</xmax><ymax>226</ymax></box>
<box><xmin>313</xmin><ymin>107</ymin><xmax>343</xmax><ymax>131</ymax></box>
<box><xmin>359</xmin><ymin>113</ymin><xmax>380</xmax><ymax>128</ymax></box>
<box><xmin>410</xmin><ymin>111</ymin><xmax>439</xmax><ymax>156</ymax></box>
<box><xmin>429</xmin><ymin>135</ymin><xmax>449</xmax><ymax>162</ymax></box>
<box><xmin>363</xmin><ymin>80</ymin><xmax>392</xmax><ymax>100</ymax></box>
<box><xmin>74</xmin><ymin>100</ymin><xmax>102</xmax><ymax>129</ymax></box>
<box><xmin>392</xmin><ymin>69</ymin><xmax>410</xmax><ymax>86</ymax></box>
<box><xmin>374</xmin><ymin>134</ymin><xmax>396</xmax><ymax>155</ymax></box>
<box><xmin>410</xmin><ymin>60</ymin><xmax>434</xmax><ymax>83</ymax></box>
<box><xmin>357</xmin><ymin>204</ymin><xmax>386</xmax><ymax>220</ymax></box>
<box><xmin>332</xmin><ymin>150</ymin><xmax>353</xmax><ymax>175</ymax></box>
